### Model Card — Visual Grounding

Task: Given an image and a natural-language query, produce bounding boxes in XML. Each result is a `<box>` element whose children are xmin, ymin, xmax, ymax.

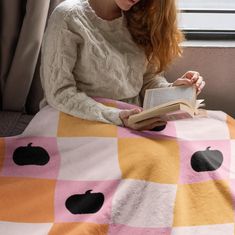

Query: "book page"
<box><xmin>196</xmin><ymin>99</ymin><xmax>205</xmax><ymax>108</ymax></box>
<box><xmin>164</xmin><ymin>111</ymin><xmax>193</xmax><ymax>121</ymax></box>
<box><xmin>143</xmin><ymin>85</ymin><xmax>196</xmax><ymax>110</ymax></box>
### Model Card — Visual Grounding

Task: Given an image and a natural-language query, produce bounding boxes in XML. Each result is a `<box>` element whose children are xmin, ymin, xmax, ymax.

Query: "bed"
<box><xmin>0</xmin><ymin>97</ymin><xmax>235</xmax><ymax>235</ymax></box>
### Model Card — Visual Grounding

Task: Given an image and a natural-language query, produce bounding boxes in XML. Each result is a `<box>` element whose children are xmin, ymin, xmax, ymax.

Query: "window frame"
<box><xmin>178</xmin><ymin>7</ymin><xmax>235</xmax><ymax>40</ymax></box>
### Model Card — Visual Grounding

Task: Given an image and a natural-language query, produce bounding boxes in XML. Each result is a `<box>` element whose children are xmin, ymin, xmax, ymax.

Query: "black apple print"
<box><xmin>151</xmin><ymin>124</ymin><xmax>166</xmax><ymax>132</ymax></box>
<box><xmin>191</xmin><ymin>146</ymin><xmax>223</xmax><ymax>172</ymax></box>
<box><xmin>13</xmin><ymin>143</ymin><xmax>50</xmax><ymax>166</ymax></box>
<box><xmin>65</xmin><ymin>190</ymin><xmax>104</xmax><ymax>214</ymax></box>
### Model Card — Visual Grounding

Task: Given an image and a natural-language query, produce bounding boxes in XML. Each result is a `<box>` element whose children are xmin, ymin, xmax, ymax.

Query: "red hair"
<box><xmin>124</xmin><ymin>0</ymin><xmax>184</xmax><ymax>74</ymax></box>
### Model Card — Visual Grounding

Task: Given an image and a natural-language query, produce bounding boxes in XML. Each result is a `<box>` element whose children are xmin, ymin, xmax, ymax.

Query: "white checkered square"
<box><xmin>174</xmin><ymin>111</ymin><xmax>229</xmax><ymax>140</ymax></box>
<box><xmin>22</xmin><ymin>106</ymin><xmax>59</xmax><ymax>137</ymax></box>
<box><xmin>171</xmin><ymin>223</ymin><xmax>234</xmax><ymax>235</ymax></box>
<box><xmin>57</xmin><ymin>137</ymin><xmax>121</xmax><ymax>180</ymax></box>
<box><xmin>0</xmin><ymin>221</ymin><xmax>53</xmax><ymax>235</ymax></box>
<box><xmin>111</xmin><ymin>179</ymin><xmax>177</xmax><ymax>228</ymax></box>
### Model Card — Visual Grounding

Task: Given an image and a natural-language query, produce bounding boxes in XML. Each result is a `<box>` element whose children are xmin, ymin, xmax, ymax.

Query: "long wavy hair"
<box><xmin>124</xmin><ymin>0</ymin><xmax>184</xmax><ymax>74</ymax></box>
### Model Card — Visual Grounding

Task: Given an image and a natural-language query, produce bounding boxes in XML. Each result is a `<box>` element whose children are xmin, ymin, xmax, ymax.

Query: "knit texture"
<box><xmin>40</xmin><ymin>0</ymin><xmax>170</xmax><ymax>125</ymax></box>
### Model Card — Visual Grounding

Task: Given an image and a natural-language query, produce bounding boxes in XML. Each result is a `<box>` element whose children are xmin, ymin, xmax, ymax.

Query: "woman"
<box><xmin>40</xmin><ymin>0</ymin><xmax>205</xmax><ymax>130</ymax></box>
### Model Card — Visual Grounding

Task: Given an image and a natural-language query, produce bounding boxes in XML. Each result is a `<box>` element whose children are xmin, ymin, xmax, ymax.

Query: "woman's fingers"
<box><xmin>195</xmin><ymin>75</ymin><xmax>202</xmax><ymax>88</ymax></box>
<box><xmin>119</xmin><ymin>108</ymin><xmax>167</xmax><ymax>131</ymax></box>
<box><xmin>183</xmin><ymin>71</ymin><xmax>200</xmax><ymax>81</ymax></box>
<box><xmin>196</xmin><ymin>80</ymin><xmax>206</xmax><ymax>95</ymax></box>
<box><xmin>190</xmin><ymin>71</ymin><xmax>200</xmax><ymax>81</ymax></box>
<box><xmin>172</xmin><ymin>78</ymin><xmax>192</xmax><ymax>86</ymax></box>
<box><xmin>173</xmin><ymin>71</ymin><xmax>205</xmax><ymax>95</ymax></box>
<box><xmin>119</xmin><ymin>108</ymin><xmax>141</xmax><ymax>119</ymax></box>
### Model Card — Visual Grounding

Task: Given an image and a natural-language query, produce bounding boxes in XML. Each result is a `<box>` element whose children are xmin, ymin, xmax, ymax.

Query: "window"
<box><xmin>178</xmin><ymin>0</ymin><xmax>235</xmax><ymax>40</ymax></box>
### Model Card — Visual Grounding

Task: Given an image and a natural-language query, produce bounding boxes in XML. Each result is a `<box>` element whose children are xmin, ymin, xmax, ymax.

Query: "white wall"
<box><xmin>165</xmin><ymin>46</ymin><xmax>235</xmax><ymax>118</ymax></box>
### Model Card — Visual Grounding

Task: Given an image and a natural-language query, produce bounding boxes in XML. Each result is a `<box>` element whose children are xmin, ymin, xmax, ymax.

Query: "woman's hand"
<box><xmin>172</xmin><ymin>71</ymin><xmax>205</xmax><ymax>95</ymax></box>
<box><xmin>119</xmin><ymin>108</ymin><xmax>167</xmax><ymax>131</ymax></box>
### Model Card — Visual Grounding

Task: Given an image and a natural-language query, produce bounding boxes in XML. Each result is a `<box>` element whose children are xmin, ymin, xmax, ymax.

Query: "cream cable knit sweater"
<box><xmin>40</xmin><ymin>0</ymin><xmax>171</xmax><ymax>125</ymax></box>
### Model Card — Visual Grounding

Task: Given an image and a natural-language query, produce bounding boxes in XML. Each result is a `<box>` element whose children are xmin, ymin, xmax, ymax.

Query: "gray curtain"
<box><xmin>0</xmin><ymin>0</ymin><xmax>64</xmax><ymax>113</ymax></box>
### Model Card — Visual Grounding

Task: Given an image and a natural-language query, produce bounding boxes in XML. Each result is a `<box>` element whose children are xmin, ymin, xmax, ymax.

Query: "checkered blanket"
<box><xmin>0</xmin><ymin>98</ymin><xmax>235</xmax><ymax>235</ymax></box>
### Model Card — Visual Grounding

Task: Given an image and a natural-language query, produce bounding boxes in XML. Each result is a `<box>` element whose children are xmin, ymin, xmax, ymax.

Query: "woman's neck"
<box><xmin>88</xmin><ymin>0</ymin><xmax>122</xmax><ymax>20</ymax></box>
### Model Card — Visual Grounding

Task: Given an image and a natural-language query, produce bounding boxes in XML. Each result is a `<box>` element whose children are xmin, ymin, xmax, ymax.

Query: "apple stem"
<box><xmin>28</xmin><ymin>143</ymin><xmax>33</xmax><ymax>147</ymax></box>
<box><xmin>206</xmin><ymin>146</ymin><xmax>211</xmax><ymax>150</ymax></box>
<box><xmin>86</xmin><ymin>190</ymin><xmax>93</xmax><ymax>194</ymax></box>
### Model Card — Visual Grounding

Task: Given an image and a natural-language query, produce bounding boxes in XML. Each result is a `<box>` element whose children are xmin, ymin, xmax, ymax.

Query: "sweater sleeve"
<box><xmin>140</xmin><ymin>63</ymin><xmax>172</xmax><ymax>100</ymax></box>
<box><xmin>40</xmin><ymin>10</ymin><xmax>123</xmax><ymax>126</ymax></box>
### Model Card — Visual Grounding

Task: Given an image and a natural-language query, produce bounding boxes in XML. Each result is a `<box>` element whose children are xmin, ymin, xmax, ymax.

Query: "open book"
<box><xmin>128</xmin><ymin>85</ymin><xmax>205</xmax><ymax>125</ymax></box>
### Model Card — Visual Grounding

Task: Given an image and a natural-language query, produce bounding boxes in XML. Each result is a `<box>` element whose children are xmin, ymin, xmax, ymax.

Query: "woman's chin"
<box><xmin>116</xmin><ymin>1</ymin><xmax>134</xmax><ymax>11</ymax></box>
<box><xmin>119</xmin><ymin>5</ymin><xmax>132</xmax><ymax>11</ymax></box>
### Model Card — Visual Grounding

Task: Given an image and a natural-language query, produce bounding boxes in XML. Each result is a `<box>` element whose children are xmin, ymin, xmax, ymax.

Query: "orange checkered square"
<box><xmin>118</xmin><ymin>138</ymin><xmax>180</xmax><ymax>184</ymax></box>
<box><xmin>57</xmin><ymin>112</ymin><xmax>117</xmax><ymax>137</ymax></box>
<box><xmin>0</xmin><ymin>177</ymin><xmax>56</xmax><ymax>222</ymax></box>
<box><xmin>173</xmin><ymin>180</ymin><xmax>234</xmax><ymax>226</ymax></box>
<box><xmin>48</xmin><ymin>222</ymin><xmax>109</xmax><ymax>235</ymax></box>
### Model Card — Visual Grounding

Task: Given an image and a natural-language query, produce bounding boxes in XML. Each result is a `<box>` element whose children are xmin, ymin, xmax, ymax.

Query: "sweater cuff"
<box><xmin>101</xmin><ymin>106</ymin><xmax>124</xmax><ymax>126</ymax></box>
